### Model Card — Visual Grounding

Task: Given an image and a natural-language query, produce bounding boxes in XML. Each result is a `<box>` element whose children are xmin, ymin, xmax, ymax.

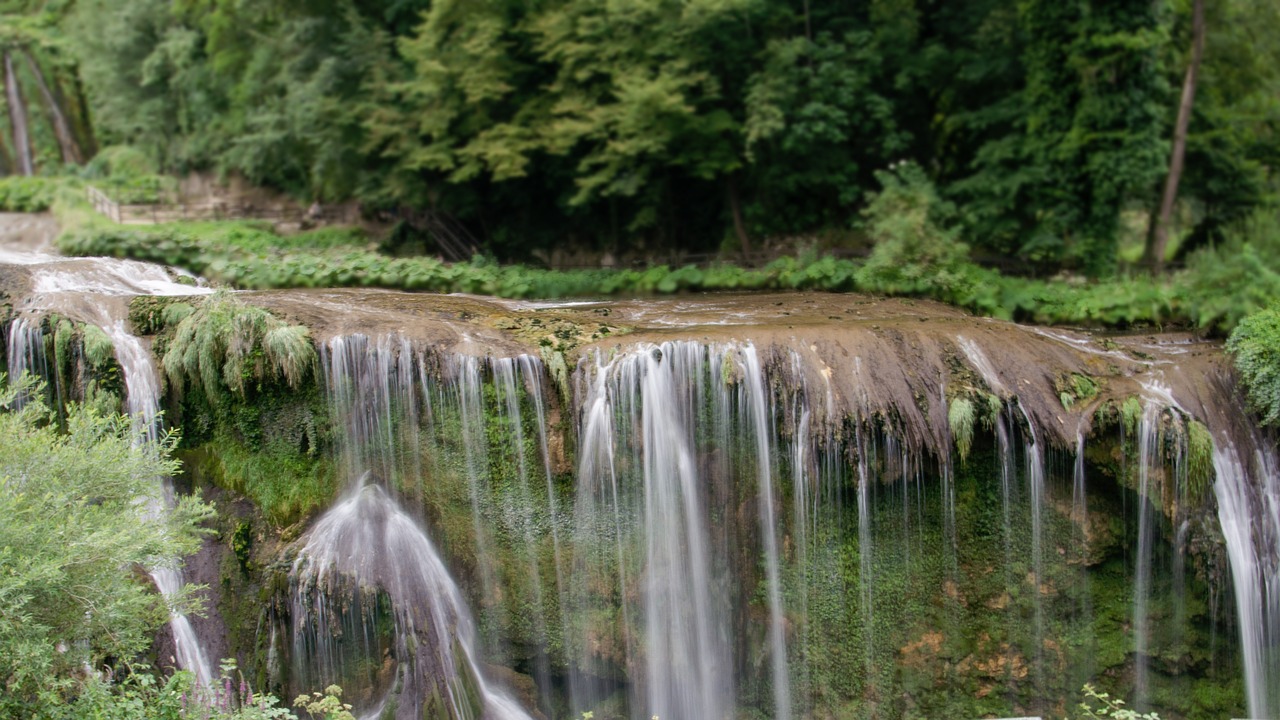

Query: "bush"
<box><xmin>1227</xmin><ymin>306</ymin><xmax>1280</xmax><ymax>427</ymax></box>
<box><xmin>856</xmin><ymin>161</ymin><xmax>975</xmax><ymax>297</ymax></box>
<box><xmin>1183</xmin><ymin>208</ymin><xmax>1280</xmax><ymax>332</ymax></box>
<box><xmin>0</xmin><ymin>376</ymin><xmax>214</xmax><ymax>715</ymax></box>
<box><xmin>0</xmin><ymin>176</ymin><xmax>65</xmax><ymax>212</ymax></box>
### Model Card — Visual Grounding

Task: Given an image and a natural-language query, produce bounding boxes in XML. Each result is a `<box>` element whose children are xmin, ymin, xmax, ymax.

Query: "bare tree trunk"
<box><xmin>1146</xmin><ymin>0</ymin><xmax>1205</xmax><ymax>272</ymax></box>
<box><xmin>727</xmin><ymin>176</ymin><xmax>751</xmax><ymax>260</ymax></box>
<box><xmin>24</xmin><ymin>51</ymin><xmax>82</xmax><ymax>164</ymax></box>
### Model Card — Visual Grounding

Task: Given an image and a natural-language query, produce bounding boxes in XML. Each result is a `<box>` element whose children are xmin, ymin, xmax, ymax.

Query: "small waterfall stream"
<box><xmin>292</xmin><ymin>335</ymin><xmax>534</xmax><ymax>720</ymax></box>
<box><xmin>1213</xmin><ymin>436</ymin><xmax>1280</xmax><ymax>719</ymax></box>
<box><xmin>3</xmin><ymin>53</ymin><xmax>34</xmax><ymax>176</ymax></box>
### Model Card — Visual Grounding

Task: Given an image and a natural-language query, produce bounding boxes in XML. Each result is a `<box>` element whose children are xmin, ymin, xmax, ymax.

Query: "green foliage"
<box><xmin>1186</xmin><ymin>419</ymin><xmax>1214</xmax><ymax>498</ymax></box>
<box><xmin>1077</xmin><ymin>683</ymin><xmax>1162</xmax><ymax>719</ymax></box>
<box><xmin>162</xmin><ymin>292</ymin><xmax>317</xmax><ymax>403</ymax></box>
<box><xmin>948</xmin><ymin>396</ymin><xmax>976</xmax><ymax>461</ymax></box>
<box><xmin>40</xmin><ymin>0</ymin><xmax>1279</xmax><ymax>272</ymax></box>
<box><xmin>0</xmin><ymin>375</ymin><xmax>214</xmax><ymax>715</ymax></box>
<box><xmin>80</xmin><ymin>322</ymin><xmax>116</xmax><ymax>368</ymax></box>
<box><xmin>1226</xmin><ymin>306</ymin><xmax>1280</xmax><ymax>426</ymax></box>
<box><xmin>0</xmin><ymin>176</ymin><xmax>64</xmax><ymax>212</ymax></box>
<box><xmin>857</xmin><ymin>162</ymin><xmax>974</xmax><ymax>297</ymax></box>
<box><xmin>1184</xmin><ymin>208</ymin><xmax>1280</xmax><ymax>332</ymax></box>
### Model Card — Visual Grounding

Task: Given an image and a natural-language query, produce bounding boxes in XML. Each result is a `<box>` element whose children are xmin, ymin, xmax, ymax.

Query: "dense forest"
<box><xmin>3</xmin><ymin>0</ymin><xmax>1279</xmax><ymax>271</ymax></box>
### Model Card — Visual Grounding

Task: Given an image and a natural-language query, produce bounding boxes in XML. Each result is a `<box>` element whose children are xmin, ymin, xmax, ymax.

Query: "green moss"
<box><xmin>200</xmin><ymin>434</ymin><xmax>336</xmax><ymax>525</ymax></box>
<box><xmin>1185</xmin><ymin>419</ymin><xmax>1214</xmax><ymax>500</ymax></box>
<box><xmin>81</xmin><ymin>324</ymin><xmax>117</xmax><ymax>369</ymax></box>
<box><xmin>948</xmin><ymin>397</ymin><xmax>975</xmax><ymax>461</ymax></box>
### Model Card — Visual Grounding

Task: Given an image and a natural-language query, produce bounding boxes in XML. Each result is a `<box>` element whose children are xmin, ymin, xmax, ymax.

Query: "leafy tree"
<box><xmin>743</xmin><ymin>30</ymin><xmax>904</xmax><ymax>236</ymax></box>
<box><xmin>0</xmin><ymin>375</ymin><xmax>214</xmax><ymax>716</ymax></box>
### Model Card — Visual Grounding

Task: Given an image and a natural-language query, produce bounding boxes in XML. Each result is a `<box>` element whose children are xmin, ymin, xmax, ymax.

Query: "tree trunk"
<box><xmin>727</xmin><ymin>176</ymin><xmax>751</xmax><ymax>261</ymax></box>
<box><xmin>1146</xmin><ymin>0</ymin><xmax>1205</xmax><ymax>272</ymax></box>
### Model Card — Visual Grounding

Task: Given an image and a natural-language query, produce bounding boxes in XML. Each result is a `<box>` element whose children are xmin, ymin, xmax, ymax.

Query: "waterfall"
<box><xmin>1</xmin><ymin>233</ymin><xmax>217</xmax><ymax>686</ymax></box>
<box><xmin>106</xmin><ymin>319</ymin><xmax>215</xmax><ymax>688</ymax></box>
<box><xmin>573</xmin><ymin>341</ymin><xmax>736</xmax><ymax>719</ymax></box>
<box><xmin>741</xmin><ymin>345</ymin><xmax>792</xmax><ymax>720</ymax></box>
<box><xmin>6</xmin><ymin>315</ymin><xmax>46</xmax><ymax>406</ymax></box>
<box><xmin>293</xmin><ymin>335</ymin><xmax>533</xmax><ymax>720</ymax></box>
<box><xmin>4</xmin><ymin>52</ymin><xmax>34</xmax><ymax>176</ymax></box>
<box><xmin>1213</xmin><ymin>436</ymin><xmax>1280</xmax><ymax>719</ymax></box>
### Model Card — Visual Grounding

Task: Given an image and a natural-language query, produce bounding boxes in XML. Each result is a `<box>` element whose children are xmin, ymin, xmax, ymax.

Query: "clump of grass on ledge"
<box><xmin>163</xmin><ymin>292</ymin><xmax>317</xmax><ymax>404</ymax></box>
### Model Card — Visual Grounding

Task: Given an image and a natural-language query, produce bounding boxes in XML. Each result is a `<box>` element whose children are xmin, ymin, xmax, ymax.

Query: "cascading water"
<box><xmin>741</xmin><ymin>345</ymin><xmax>792</xmax><ymax>720</ymax></box>
<box><xmin>107</xmin><ymin>318</ymin><xmax>215</xmax><ymax>688</ymax></box>
<box><xmin>6</xmin><ymin>210</ymin><xmax>1276</xmax><ymax>719</ymax></box>
<box><xmin>6</xmin><ymin>315</ymin><xmax>46</xmax><ymax>405</ymax></box>
<box><xmin>573</xmin><ymin>342</ymin><xmax>736</xmax><ymax>720</ymax></box>
<box><xmin>1212</xmin><ymin>434</ymin><xmax>1280</xmax><ymax>719</ymax></box>
<box><xmin>4</xmin><ymin>52</ymin><xmax>34</xmax><ymax>176</ymax></box>
<box><xmin>291</xmin><ymin>334</ymin><xmax>534</xmax><ymax>720</ymax></box>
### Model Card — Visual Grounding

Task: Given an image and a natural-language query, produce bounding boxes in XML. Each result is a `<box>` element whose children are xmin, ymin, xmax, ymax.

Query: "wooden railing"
<box><xmin>85</xmin><ymin>185</ymin><xmax>357</xmax><ymax>226</ymax></box>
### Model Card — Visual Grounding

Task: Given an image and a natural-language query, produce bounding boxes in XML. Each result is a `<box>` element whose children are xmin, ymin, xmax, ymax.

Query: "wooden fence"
<box><xmin>86</xmin><ymin>185</ymin><xmax>356</xmax><ymax>226</ymax></box>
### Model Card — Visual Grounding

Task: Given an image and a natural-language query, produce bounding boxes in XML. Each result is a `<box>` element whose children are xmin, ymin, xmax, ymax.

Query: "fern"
<box><xmin>163</xmin><ymin>292</ymin><xmax>316</xmax><ymax>403</ymax></box>
<box><xmin>1227</xmin><ymin>307</ymin><xmax>1280</xmax><ymax>427</ymax></box>
<box><xmin>160</xmin><ymin>302</ymin><xmax>195</xmax><ymax>327</ymax></box>
<box><xmin>948</xmin><ymin>396</ymin><xmax>976</xmax><ymax>461</ymax></box>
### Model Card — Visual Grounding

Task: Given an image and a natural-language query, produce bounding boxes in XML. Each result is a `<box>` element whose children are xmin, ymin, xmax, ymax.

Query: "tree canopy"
<box><xmin>2</xmin><ymin>0</ymin><xmax>1279</xmax><ymax>273</ymax></box>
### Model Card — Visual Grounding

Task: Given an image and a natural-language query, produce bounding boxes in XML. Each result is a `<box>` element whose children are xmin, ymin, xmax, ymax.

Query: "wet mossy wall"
<box><xmin>19</xmin><ymin>300</ymin><xmax>1242</xmax><ymax>720</ymax></box>
<box><xmin>176</xmin><ymin>349</ymin><xmax>1244</xmax><ymax>720</ymax></box>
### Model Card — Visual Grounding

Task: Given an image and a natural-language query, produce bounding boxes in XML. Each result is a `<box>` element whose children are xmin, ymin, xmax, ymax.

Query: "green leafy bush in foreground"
<box><xmin>0</xmin><ymin>375</ymin><xmax>214</xmax><ymax>716</ymax></box>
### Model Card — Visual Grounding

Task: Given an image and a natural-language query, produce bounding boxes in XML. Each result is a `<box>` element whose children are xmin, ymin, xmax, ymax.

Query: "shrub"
<box><xmin>0</xmin><ymin>176</ymin><xmax>64</xmax><ymax>212</ymax></box>
<box><xmin>856</xmin><ymin>161</ymin><xmax>975</xmax><ymax>298</ymax></box>
<box><xmin>163</xmin><ymin>293</ymin><xmax>317</xmax><ymax>403</ymax></box>
<box><xmin>1183</xmin><ymin>208</ymin><xmax>1280</xmax><ymax>332</ymax></box>
<box><xmin>1226</xmin><ymin>306</ymin><xmax>1280</xmax><ymax>427</ymax></box>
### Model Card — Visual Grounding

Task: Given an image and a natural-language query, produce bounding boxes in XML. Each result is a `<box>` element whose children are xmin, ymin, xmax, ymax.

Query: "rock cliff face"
<box><xmin>3</xmin><ymin>212</ymin><xmax>1275</xmax><ymax>720</ymax></box>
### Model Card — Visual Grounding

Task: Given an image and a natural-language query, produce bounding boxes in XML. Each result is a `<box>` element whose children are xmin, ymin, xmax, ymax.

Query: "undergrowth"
<box><xmin>33</xmin><ymin>174</ymin><xmax>1279</xmax><ymax>335</ymax></box>
<box><xmin>1226</xmin><ymin>306</ymin><xmax>1280</xmax><ymax>427</ymax></box>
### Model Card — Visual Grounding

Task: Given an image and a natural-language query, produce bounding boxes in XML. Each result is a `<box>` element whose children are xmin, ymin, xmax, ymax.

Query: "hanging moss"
<box><xmin>1186</xmin><ymin>419</ymin><xmax>1214</xmax><ymax>500</ymax></box>
<box><xmin>162</xmin><ymin>291</ymin><xmax>317</xmax><ymax>403</ymax></box>
<box><xmin>948</xmin><ymin>396</ymin><xmax>975</xmax><ymax>461</ymax></box>
<box><xmin>81</xmin><ymin>323</ymin><xmax>116</xmax><ymax>369</ymax></box>
<box><xmin>1121</xmin><ymin>396</ymin><xmax>1143</xmax><ymax>435</ymax></box>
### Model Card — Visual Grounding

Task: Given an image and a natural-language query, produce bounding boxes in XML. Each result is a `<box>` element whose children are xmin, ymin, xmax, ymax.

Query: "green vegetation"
<box><xmin>948</xmin><ymin>396</ymin><xmax>976</xmax><ymax>461</ymax></box>
<box><xmin>0</xmin><ymin>176</ymin><xmax>64</xmax><ymax>212</ymax></box>
<box><xmin>1226</xmin><ymin>305</ymin><xmax>1280</xmax><ymax>426</ymax></box>
<box><xmin>1077</xmin><ymin>684</ymin><xmax>1163</xmax><ymax>720</ymax></box>
<box><xmin>0</xmin><ymin>375</ymin><xmax>213</xmax><ymax>716</ymax></box>
<box><xmin>162</xmin><ymin>292</ymin><xmax>317</xmax><ymax>402</ymax></box>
